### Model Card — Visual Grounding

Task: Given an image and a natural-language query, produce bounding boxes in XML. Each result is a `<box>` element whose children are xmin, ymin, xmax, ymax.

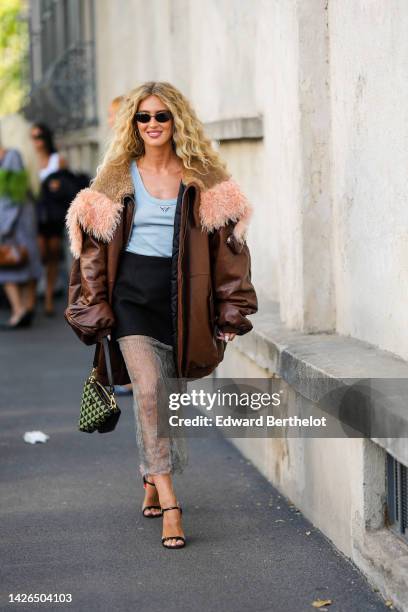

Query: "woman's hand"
<box><xmin>215</xmin><ymin>326</ymin><xmax>236</xmax><ymax>342</ymax></box>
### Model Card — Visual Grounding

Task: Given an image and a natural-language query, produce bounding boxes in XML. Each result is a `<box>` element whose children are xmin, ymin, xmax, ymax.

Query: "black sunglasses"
<box><xmin>135</xmin><ymin>111</ymin><xmax>173</xmax><ymax>124</ymax></box>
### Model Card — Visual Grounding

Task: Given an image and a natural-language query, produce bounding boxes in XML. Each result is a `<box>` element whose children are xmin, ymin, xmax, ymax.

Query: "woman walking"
<box><xmin>31</xmin><ymin>123</ymin><xmax>68</xmax><ymax>316</ymax></box>
<box><xmin>65</xmin><ymin>81</ymin><xmax>258</xmax><ymax>549</ymax></box>
<box><xmin>0</xmin><ymin>146</ymin><xmax>42</xmax><ymax>328</ymax></box>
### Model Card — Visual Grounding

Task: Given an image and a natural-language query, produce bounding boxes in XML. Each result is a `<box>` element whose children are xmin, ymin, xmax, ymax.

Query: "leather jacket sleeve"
<box><xmin>64</xmin><ymin>231</ymin><xmax>115</xmax><ymax>345</ymax></box>
<box><xmin>209</xmin><ymin>222</ymin><xmax>258</xmax><ymax>335</ymax></box>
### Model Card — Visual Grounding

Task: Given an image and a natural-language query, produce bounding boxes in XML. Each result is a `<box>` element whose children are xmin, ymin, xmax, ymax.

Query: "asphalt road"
<box><xmin>0</xmin><ymin>299</ymin><xmax>391</xmax><ymax>612</ymax></box>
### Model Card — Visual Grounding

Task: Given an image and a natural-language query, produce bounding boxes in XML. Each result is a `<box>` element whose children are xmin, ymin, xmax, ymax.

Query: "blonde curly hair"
<box><xmin>97</xmin><ymin>81</ymin><xmax>228</xmax><ymax>178</ymax></box>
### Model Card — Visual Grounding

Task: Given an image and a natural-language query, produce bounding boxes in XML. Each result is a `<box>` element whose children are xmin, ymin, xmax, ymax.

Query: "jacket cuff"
<box><xmin>216</xmin><ymin>305</ymin><xmax>254</xmax><ymax>335</ymax></box>
<box><xmin>64</xmin><ymin>301</ymin><xmax>115</xmax><ymax>345</ymax></box>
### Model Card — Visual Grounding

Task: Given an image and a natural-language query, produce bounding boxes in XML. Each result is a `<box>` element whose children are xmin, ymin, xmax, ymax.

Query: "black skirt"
<box><xmin>112</xmin><ymin>251</ymin><xmax>174</xmax><ymax>347</ymax></box>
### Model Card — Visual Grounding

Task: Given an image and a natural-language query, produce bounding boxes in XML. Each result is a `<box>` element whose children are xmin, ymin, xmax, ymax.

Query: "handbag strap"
<box><xmin>93</xmin><ymin>337</ymin><xmax>114</xmax><ymax>389</ymax></box>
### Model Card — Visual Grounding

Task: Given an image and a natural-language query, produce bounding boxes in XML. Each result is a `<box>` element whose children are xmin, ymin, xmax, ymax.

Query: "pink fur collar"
<box><xmin>66</xmin><ymin>161</ymin><xmax>253</xmax><ymax>259</ymax></box>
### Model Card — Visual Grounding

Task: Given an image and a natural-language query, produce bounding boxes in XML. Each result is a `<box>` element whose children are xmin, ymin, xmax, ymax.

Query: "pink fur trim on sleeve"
<box><xmin>65</xmin><ymin>188</ymin><xmax>123</xmax><ymax>259</ymax></box>
<box><xmin>199</xmin><ymin>178</ymin><xmax>253</xmax><ymax>243</ymax></box>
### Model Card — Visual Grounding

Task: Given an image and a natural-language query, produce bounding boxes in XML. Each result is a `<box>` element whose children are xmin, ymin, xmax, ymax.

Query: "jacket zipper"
<box><xmin>176</xmin><ymin>186</ymin><xmax>191</xmax><ymax>377</ymax></box>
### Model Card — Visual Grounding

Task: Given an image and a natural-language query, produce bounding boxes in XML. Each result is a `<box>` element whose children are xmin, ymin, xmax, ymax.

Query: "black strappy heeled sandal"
<box><xmin>142</xmin><ymin>475</ymin><xmax>162</xmax><ymax>518</ymax></box>
<box><xmin>161</xmin><ymin>505</ymin><xmax>186</xmax><ymax>549</ymax></box>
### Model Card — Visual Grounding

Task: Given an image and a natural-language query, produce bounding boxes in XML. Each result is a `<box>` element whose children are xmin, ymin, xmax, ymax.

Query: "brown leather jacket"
<box><xmin>64</xmin><ymin>158</ymin><xmax>258</xmax><ymax>384</ymax></box>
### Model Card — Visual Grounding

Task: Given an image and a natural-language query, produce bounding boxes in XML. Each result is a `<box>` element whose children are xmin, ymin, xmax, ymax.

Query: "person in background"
<box><xmin>108</xmin><ymin>95</ymin><xmax>125</xmax><ymax>129</ymax></box>
<box><xmin>0</xmin><ymin>146</ymin><xmax>42</xmax><ymax>329</ymax></box>
<box><xmin>30</xmin><ymin>123</ymin><xmax>68</xmax><ymax>316</ymax></box>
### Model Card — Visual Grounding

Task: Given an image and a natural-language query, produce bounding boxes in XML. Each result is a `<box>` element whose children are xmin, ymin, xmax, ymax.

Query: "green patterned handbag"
<box><xmin>78</xmin><ymin>337</ymin><xmax>121</xmax><ymax>434</ymax></box>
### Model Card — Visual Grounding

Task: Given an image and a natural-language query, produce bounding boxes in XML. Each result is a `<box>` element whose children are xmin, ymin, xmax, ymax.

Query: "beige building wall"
<box><xmin>329</xmin><ymin>0</ymin><xmax>408</xmax><ymax>358</ymax></box>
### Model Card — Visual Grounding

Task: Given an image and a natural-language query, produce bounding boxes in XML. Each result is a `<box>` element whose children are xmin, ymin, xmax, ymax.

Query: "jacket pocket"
<box><xmin>208</xmin><ymin>288</ymin><xmax>227</xmax><ymax>356</ymax></box>
<box><xmin>207</xmin><ymin>287</ymin><xmax>215</xmax><ymax>329</ymax></box>
<box><xmin>226</xmin><ymin>232</ymin><xmax>244</xmax><ymax>254</ymax></box>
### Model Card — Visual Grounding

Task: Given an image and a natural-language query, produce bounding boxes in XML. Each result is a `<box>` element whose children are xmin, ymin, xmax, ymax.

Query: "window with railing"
<box><xmin>387</xmin><ymin>453</ymin><xmax>408</xmax><ymax>542</ymax></box>
<box><xmin>23</xmin><ymin>0</ymin><xmax>97</xmax><ymax>132</ymax></box>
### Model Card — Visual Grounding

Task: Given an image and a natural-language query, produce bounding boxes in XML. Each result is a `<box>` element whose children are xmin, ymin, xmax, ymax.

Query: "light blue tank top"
<box><xmin>125</xmin><ymin>160</ymin><xmax>178</xmax><ymax>257</ymax></box>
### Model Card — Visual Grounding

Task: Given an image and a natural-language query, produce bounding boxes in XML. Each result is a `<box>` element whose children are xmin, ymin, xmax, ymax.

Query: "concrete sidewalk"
<box><xmin>0</xmin><ymin>301</ymin><xmax>392</xmax><ymax>612</ymax></box>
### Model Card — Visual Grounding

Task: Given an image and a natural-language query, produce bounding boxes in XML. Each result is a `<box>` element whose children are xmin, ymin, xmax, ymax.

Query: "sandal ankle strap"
<box><xmin>143</xmin><ymin>475</ymin><xmax>156</xmax><ymax>488</ymax></box>
<box><xmin>162</xmin><ymin>505</ymin><xmax>182</xmax><ymax>514</ymax></box>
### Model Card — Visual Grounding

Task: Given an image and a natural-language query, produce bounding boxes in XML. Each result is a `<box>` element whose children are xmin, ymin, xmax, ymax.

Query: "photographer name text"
<box><xmin>168</xmin><ymin>415</ymin><xmax>327</xmax><ymax>428</ymax></box>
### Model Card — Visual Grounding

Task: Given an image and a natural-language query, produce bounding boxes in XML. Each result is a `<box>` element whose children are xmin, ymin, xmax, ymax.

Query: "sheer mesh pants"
<box><xmin>117</xmin><ymin>335</ymin><xmax>188</xmax><ymax>477</ymax></box>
